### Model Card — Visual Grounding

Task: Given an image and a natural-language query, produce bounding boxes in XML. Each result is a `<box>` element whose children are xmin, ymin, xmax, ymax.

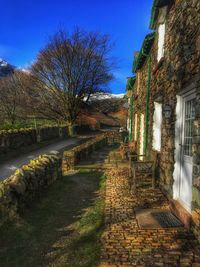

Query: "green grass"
<box><xmin>0</xmin><ymin>118</ymin><xmax>58</xmax><ymax>130</ymax></box>
<box><xmin>0</xmin><ymin>170</ymin><xmax>106</xmax><ymax>267</ymax></box>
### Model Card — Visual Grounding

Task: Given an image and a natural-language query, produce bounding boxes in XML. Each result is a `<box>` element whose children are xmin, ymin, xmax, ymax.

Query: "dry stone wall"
<box><xmin>0</xmin><ymin>126</ymin><xmax>68</xmax><ymax>159</ymax></box>
<box><xmin>62</xmin><ymin>133</ymin><xmax>116</xmax><ymax>172</ymax></box>
<box><xmin>0</xmin><ymin>154</ymin><xmax>62</xmax><ymax>226</ymax></box>
<box><xmin>74</xmin><ymin>125</ymin><xmax>91</xmax><ymax>134</ymax></box>
<box><xmin>0</xmin><ymin>130</ymin><xmax>121</xmax><ymax>228</ymax></box>
<box><xmin>63</xmin><ymin>131</ymin><xmax>120</xmax><ymax>172</ymax></box>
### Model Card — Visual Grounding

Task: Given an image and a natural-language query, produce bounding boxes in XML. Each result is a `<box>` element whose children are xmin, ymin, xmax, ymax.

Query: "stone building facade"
<box><xmin>127</xmin><ymin>0</ymin><xmax>200</xmax><ymax>241</ymax></box>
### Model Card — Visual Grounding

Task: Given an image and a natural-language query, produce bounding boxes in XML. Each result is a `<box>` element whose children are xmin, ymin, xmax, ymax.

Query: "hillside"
<box><xmin>77</xmin><ymin>95</ymin><xmax>127</xmax><ymax>129</ymax></box>
<box><xmin>0</xmin><ymin>62</ymin><xmax>127</xmax><ymax>129</ymax></box>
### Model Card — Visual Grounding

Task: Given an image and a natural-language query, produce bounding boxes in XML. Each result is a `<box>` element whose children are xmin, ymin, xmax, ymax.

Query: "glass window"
<box><xmin>136</xmin><ymin>72</ymin><xmax>140</xmax><ymax>94</ymax></box>
<box><xmin>152</xmin><ymin>102</ymin><xmax>162</xmax><ymax>151</ymax></box>
<box><xmin>183</xmin><ymin>99</ymin><xmax>195</xmax><ymax>156</ymax></box>
<box><xmin>157</xmin><ymin>23</ymin><xmax>165</xmax><ymax>62</ymax></box>
<box><xmin>134</xmin><ymin>114</ymin><xmax>138</xmax><ymax>141</ymax></box>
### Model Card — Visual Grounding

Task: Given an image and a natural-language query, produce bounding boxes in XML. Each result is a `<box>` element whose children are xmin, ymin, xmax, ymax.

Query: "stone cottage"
<box><xmin>126</xmin><ymin>0</ymin><xmax>200</xmax><ymax>241</ymax></box>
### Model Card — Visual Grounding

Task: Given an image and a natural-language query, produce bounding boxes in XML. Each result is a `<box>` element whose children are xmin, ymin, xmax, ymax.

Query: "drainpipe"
<box><xmin>144</xmin><ymin>55</ymin><xmax>151</xmax><ymax>154</ymax></box>
<box><xmin>129</xmin><ymin>93</ymin><xmax>134</xmax><ymax>142</ymax></box>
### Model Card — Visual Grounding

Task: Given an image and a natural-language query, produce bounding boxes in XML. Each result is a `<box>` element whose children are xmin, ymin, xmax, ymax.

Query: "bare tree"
<box><xmin>31</xmin><ymin>28</ymin><xmax>114</xmax><ymax>135</ymax></box>
<box><xmin>0</xmin><ymin>70</ymin><xmax>32</xmax><ymax>125</ymax></box>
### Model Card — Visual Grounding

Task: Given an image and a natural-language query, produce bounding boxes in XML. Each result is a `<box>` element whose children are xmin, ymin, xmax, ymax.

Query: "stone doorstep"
<box><xmin>169</xmin><ymin>199</ymin><xmax>192</xmax><ymax>229</ymax></box>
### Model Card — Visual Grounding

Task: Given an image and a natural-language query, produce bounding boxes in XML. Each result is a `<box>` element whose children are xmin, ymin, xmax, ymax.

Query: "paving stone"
<box><xmin>100</xmin><ymin>167</ymin><xmax>200</xmax><ymax>267</ymax></box>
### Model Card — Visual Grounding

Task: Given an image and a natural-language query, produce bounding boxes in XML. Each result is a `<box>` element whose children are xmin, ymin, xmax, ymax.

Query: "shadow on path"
<box><xmin>0</xmin><ymin>169</ymin><xmax>104</xmax><ymax>267</ymax></box>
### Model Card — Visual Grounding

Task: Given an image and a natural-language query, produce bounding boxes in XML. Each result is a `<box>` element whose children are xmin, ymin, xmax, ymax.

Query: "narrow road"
<box><xmin>0</xmin><ymin>147</ymin><xmax>107</xmax><ymax>267</ymax></box>
<box><xmin>0</xmin><ymin>136</ymin><xmax>88</xmax><ymax>181</ymax></box>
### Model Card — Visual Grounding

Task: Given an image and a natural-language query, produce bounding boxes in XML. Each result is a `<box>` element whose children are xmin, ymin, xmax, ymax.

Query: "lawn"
<box><xmin>0</xmin><ymin>169</ymin><xmax>106</xmax><ymax>267</ymax></box>
<box><xmin>0</xmin><ymin>118</ymin><xmax>57</xmax><ymax>130</ymax></box>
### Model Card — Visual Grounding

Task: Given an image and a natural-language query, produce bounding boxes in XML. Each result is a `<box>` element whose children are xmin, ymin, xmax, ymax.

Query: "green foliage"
<box><xmin>126</xmin><ymin>76</ymin><xmax>136</xmax><ymax>91</ymax></box>
<box><xmin>0</xmin><ymin>118</ymin><xmax>58</xmax><ymax>131</ymax></box>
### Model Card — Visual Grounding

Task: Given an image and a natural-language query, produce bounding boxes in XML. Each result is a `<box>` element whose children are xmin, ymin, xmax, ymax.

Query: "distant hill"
<box><xmin>0</xmin><ymin>61</ymin><xmax>127</xmax><ymax>129</ymax></box>
<box><xmin>77</xmin><ymin>94</ymin><xmax>127</xmax><ymax>129</ymax></box>
<box><xmin>0</xmin><ymin>59</ymin><xmax>15</xmax><ymax>78</ymax></box>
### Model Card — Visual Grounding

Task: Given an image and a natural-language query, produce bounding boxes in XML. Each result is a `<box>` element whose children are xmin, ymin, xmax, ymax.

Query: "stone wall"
<box><xmin>62</xmin><ymin>134</ymin><xmax>108</xmax><ymax>172</ymax></box>
<box><xmin>150</xmin><ymin>0</ymin><xmax>200</xmax><ymax>195</ymax></box>
<box><xmin>74</xmin><ymin>124</ymin><xmax>91</xmax><ymax>134</ymax></box>
<box><xmin>105</xmin><ymin>131</ymin><xmax>122</xmax><ymax>145</ymax></box>
<box><xmin>131</xmin><ymin>0</ymin><xmax>200</xmax><ymax>241</ymax></box>
<box><xmin>62</xmin><ymin>131</ymin><xmax>120</xmax><ymax>173</ymax></box>
<box><xmin>0</xmin><ymin>130</ymin><xmax>120</xmax><ymax>227</ymax></box>
<box><xmin>0</xmin><ymin>154</ymin><xmax>62</xmax><ymax>226</ymax></box>
<box><xmin>151</xmin><ymin>0</ymin><xmax>200</xmax><ymax>240</ymax></box>
<box><xmin>0</xmin><ymin>126</ymin><xmax>68</xmax><ymax>158</ymax></box>
<box><xmin>38</xmin><ymin>126</ymin><xmax>68</xmax><ymax>142</ymax></box>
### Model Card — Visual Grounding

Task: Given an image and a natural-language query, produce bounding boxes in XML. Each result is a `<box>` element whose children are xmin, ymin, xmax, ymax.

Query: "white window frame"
<box><xmin>134</xmin><ymin>113</ymin><xmax>138</xmax><ymax>141</ymax></box>
<box><xmin>139</xmin><ymin>114</ymin><xmax>145</xmax><ymax>158</ymax></box>
<box><xmin>136</xmin><ymin>72</ymin><xmax>140</xmax><ymax>94</ymax></box>
<box><xmin>157</xmin><ymin>23</ymin><xmax>165</xmax><ymax>62</ymax></box>
<box><xmin>152</xmin><ymin>102</ymin><xmax>162</xmax><ymax>152</ymax></box>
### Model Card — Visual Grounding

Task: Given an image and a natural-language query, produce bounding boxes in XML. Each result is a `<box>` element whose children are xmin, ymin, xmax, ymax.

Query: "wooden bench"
<box><xmin>129</xmin><ymin>151</ymin><xmax>158</xmax><ymax>191</ymax></box>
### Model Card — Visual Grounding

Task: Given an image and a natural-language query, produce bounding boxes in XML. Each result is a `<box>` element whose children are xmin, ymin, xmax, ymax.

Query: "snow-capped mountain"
<box><xmin>0</xmin><ymin>58</ymin><xmax>15</xmax><ymax>78</ymax></box>
<box><xmin>87</xmin><ymin>93</ymin><xmax>124</xmax><ymax>101</ymax></box>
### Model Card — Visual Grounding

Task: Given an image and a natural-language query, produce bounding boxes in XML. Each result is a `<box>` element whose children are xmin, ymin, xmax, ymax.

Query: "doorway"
<box><xmin>173</xmin><ymin>91</ymin><xmax>195</xmax><ymax>212</ymax></box>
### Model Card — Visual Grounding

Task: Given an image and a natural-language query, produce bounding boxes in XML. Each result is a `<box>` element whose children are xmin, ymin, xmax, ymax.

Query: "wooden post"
<box><xmin>129</xmin><ymin>155</ymin><xmax>132</xmax><ymax>178</ymax></box>
<box><xmin>152</xmin><ymin>165</ymin><xmax>156</xmax><ymax>189</ymax></box>
<box><xmin>132</xmin><ymin>162</ymin><xmax>136</xmax><ymax>193</ymax></box>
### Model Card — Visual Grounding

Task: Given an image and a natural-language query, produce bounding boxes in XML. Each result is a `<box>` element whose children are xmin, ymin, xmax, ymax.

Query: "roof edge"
<box><xmin>132</xmin><ymin>32</ymin><xmax>155</xmax><ymax>73</ymax></box>
<box><xmin>149</xmin><ymin>0</ymin><xmax>173</xmax><ymax>29</ymax></box>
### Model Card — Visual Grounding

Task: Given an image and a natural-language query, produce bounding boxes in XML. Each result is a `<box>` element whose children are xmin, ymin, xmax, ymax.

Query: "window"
<box><xmin>183</xmin><ymin>99</ymin><xmax>195</xmax><ymax>156</ymax></box>
<box><xmin>152</xmin><ymin>102</ymin><xmax>162</xmax><ymax>151</ymax></box>
<box><xmin>157</xmin><ymin>23</ymin><xmax>165</xmax><ymax>62</ymax></box>
<box><xmin>136</xmin><ymin>72</ymin><xmax>140</xmax><ymax>94</ymax></box>
<box><xmin>139</xmin><ymin>114</ymin><xmax>145</xmax><ymax>158</ymax></box>
<box><xmin>127</xmin><ymin>118</ymin><xmax>130</xmax><ymax>132</ymax></box>
<box><xmin>134</xmin><ymin>114</ymin><xmax>138</xmax><ymax>141</ymax></box>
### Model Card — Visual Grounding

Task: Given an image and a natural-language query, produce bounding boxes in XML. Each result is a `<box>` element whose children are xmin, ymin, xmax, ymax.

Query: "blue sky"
<box><xmin>0</xmin><ymin>0</ymin><xmax>153</xmax><ymax>94</ymax></box>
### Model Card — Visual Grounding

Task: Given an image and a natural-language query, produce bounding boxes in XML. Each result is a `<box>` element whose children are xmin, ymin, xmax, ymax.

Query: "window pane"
<box><xmin>183</xmin><ymin>99</ymin><xmax>195</xmax><ymax>156</ymax></box>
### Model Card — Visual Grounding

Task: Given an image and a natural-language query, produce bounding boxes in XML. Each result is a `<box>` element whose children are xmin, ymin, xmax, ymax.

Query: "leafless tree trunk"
<box><xmin>0</xmin><ymin>70</ymin><xmax>32</xmax><ymax>125</ymax></box>
<box><xmin>31</xmin><ymin>28</ymin><xmax>115</xmax><ymax>135</ymax></box>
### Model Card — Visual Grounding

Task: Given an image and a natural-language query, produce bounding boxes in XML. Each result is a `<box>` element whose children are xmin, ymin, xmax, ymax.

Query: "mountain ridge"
<box><xmin>0</xmin><ymin>59</ymin><xmax>15</xmax><ymax>78</ymax></box>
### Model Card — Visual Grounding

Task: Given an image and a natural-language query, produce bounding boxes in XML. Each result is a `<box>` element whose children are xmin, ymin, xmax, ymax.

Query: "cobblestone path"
<box><xmin>100</xmin><ymin>168</ymin><xmax>200</xmax><ymax>267</ymax></box>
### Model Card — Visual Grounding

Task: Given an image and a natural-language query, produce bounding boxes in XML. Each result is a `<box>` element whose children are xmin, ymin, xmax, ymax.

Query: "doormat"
<box><xmin>136</xmin><ymin>208</ymin><xmax>183</xmax><ymax>229</ymax></box>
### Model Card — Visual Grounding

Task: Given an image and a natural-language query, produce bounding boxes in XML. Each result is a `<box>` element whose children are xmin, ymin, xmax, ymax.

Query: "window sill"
<box><xmin>152</xmin><ymin>148</ymin><xmax>161</xmax><ymax>154</ymax></box>
<box><xmin>153</xmin><ymin>57</ymin><xmax>164</xmax><ymax>74</ymax></box>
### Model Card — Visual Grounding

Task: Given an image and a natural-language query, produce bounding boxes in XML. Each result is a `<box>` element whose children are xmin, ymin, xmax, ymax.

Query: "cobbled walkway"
<box><xmin>100</xmin><ymin>167</ymin><xmax>200</xmax><ymax>267</ymax></box>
